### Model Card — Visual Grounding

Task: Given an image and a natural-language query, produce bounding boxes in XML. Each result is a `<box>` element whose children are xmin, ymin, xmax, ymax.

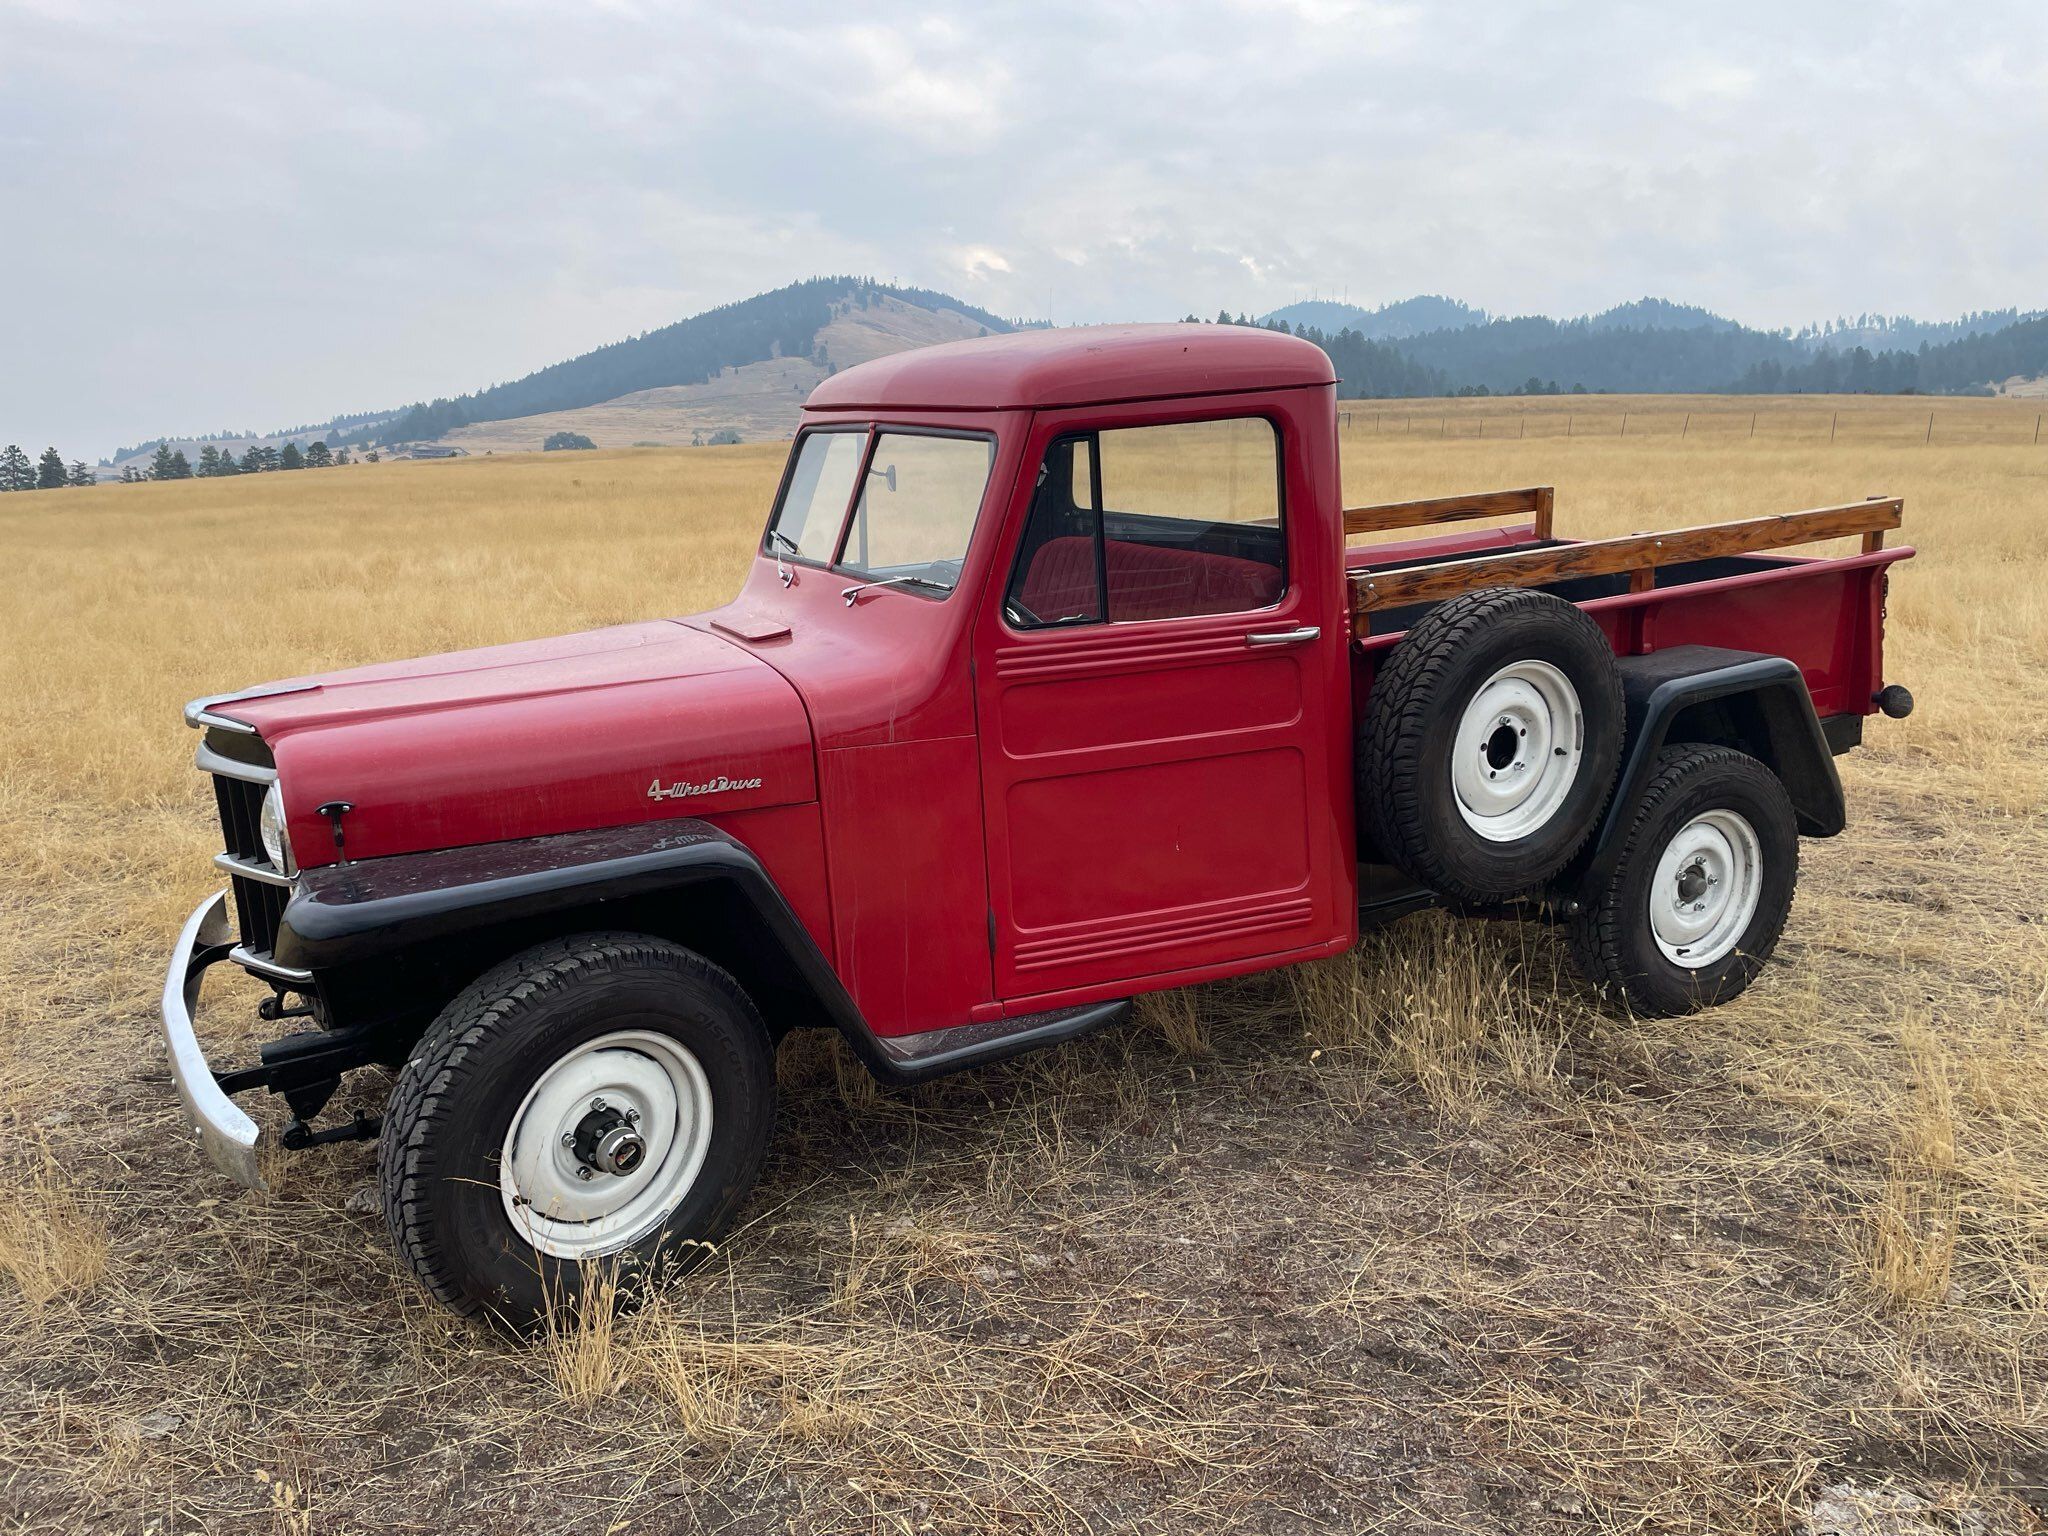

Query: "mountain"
<box><xmin>1793</xmin><ymin>309</ymin><xmax>2045</xmax><ymax>354</ymax></box>
<box><xmin>100</xmin><ymin>282</ymin><xmax>2048</xmax><ymax>465</ymax></box>
<box><xmin>435</xmin><ymin>288</ymin><xmax>1013</xmax><ymax>453</ymax></box>
<box><xmin>354</xmin><ymin>278</ymin><xmax>1017</xmax><ymax>449</ymax></box>
<box><xmin>1254</xmin><ymin>301</ymin><xmax>2048</xmax><ymax>399</ymax></box>
<box><xmin>1586</xmin><ymin>298</ymin><xmax>1739</xmax><ymax>333</ymax></box>
<box><xmin>1260</xmin><ymin>295</ymin><xmax>1488</xmax><ymax>339</ymax></box>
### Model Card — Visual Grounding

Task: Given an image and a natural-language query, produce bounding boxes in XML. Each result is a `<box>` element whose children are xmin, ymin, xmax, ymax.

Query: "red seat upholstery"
<box><xmin>1018</xmin><ymin>536</ymin><xmax>1281</xmax><ymax>623</ymax></box>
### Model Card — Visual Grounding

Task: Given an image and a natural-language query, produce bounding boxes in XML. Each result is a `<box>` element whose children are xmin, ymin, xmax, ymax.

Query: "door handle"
<box><xmin>1244</xmin><ymin>625</ymin><xmax>1321</xmax><ymax>647</ymax></box>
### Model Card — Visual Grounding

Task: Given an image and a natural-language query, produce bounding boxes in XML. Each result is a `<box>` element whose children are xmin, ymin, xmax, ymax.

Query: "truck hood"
<box><xmin>210</xmin><ymin>620</ymin><xmax>816</xmax><ymax>867</ymax></box>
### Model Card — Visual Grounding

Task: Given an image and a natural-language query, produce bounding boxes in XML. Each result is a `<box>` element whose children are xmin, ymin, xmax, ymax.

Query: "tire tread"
<box><xmin>1361</xmin><ymin>585</ymin><xmax>1622</xmax><ymax>900</ymax></box>
<box><xmin>377</xmin><ymin>932</ymin><xmax>763</xmax><ymax>1320</ymax></box>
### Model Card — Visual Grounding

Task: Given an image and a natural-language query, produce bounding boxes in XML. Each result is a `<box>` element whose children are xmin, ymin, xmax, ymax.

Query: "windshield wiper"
<box><xmin>764</xmin><ymin>528</ymin><xmax>801</xmax><ymax>585</ymax></box>
<box><xmin>840</xmin><ymin>573</ymin><xmax>949</xmax><ymax>606</ymax></box>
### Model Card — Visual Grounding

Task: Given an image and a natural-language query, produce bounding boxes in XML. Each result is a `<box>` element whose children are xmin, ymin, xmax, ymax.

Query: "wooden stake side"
<box><xmin>1342</xmin><ymin>486</ymin><xmax>1554</xmax><ymax>536</ymax></box>
<box><xmin>1348</xmin><ymin>498</ymin><xmax>1903</xmax><ymax>626</ymax></box>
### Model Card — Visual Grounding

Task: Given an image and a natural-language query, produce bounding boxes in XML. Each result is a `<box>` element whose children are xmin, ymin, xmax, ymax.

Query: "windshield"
<box><xmin>765</xmin><ymin>429</ymin><xmax>994</xmax><ymax>598</ymax></box>
<box><xmin>766</xmin><ymin>430</ymin><xmax>864</xmax><ymax>565</ymax></box>
<box><xmin>837</xmin><ymin>433</ymin><xmax>993</xmax><ymax>594</ymax></box>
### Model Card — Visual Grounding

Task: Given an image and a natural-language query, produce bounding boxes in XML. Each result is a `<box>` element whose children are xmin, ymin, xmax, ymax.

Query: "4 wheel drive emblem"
<box><xmin>648</xmin><ymin>773</ymin><xmax>763</xmax><ymax>801</ymax></box>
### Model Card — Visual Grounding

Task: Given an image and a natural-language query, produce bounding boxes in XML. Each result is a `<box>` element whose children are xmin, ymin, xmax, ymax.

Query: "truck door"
<box><xmin>973</xmin><ymin>399</ymin><xmax>1354</xmax><ymax>1006</ymax></box>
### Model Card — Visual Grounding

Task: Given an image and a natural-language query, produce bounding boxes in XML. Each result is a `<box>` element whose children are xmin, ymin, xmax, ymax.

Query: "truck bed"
<box><xmin>1344</xmin><ymin>489</ymin><xmax>1912</xmax><ymax>723</ymax></box>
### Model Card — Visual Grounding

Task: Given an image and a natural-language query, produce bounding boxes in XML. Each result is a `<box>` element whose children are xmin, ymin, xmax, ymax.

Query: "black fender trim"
<box><xmin>1579</xmin><ymin>646</ymin><xmax>1845</xmax><ymax>890</ymax></box>
<box><xmin>276</xmin><ymin>819</ymin><xmax>1126</xmax><ymax>1085</ymax></box>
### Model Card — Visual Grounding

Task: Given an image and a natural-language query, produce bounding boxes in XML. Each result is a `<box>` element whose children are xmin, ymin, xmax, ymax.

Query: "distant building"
<box><xmin>401</xmin><ymin>444</ymin><xmax>469</xmax><ymax>460</ymax></box>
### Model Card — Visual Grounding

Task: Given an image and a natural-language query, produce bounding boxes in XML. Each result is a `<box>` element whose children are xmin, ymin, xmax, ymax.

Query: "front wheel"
<box><xmin>1568</xmin><ymin>745</ymin><xmax>1798</xmax><ymax>1017</ymax></box>
<box><xmin>378</xmin><ymin>933</ymin><xmax>775</xmax><ymax>1331</ymax></box>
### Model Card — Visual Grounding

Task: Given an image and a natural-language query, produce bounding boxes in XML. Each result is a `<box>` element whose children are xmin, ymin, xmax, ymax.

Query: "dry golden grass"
<box><xmin>0</xmin><ymin>394</ymin><xmax>2043</xmax><ymax>1532</ymax></box>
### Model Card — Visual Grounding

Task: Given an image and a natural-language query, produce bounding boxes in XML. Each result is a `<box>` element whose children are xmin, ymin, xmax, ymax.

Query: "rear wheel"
<box><xmin>378</xmin><ymin>933</ymin><xmax>775</xmax><ymax>1332</ymax></box>
<box><xmin>1569</xmin><ymin>745</ymin><xmax>1798</xmax><ymax>1017</ymax></box>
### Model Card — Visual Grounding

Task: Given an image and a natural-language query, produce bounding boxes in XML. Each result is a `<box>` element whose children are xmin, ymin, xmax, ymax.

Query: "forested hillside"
<box><xmin>1253</xmin><ymin>298</ymin><xmax>2048</xmax><ymax>398</ymax></box>
<box><xmin>350</xmin><ymin>279</ymin><xmax>1016</xmax><ymax>447</ymax></box>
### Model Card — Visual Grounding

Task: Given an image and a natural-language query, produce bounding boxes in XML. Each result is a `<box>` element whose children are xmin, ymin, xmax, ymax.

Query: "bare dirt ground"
<box><xmin>1</xmin><ymin>403</ymin><xmax>2043</xmax><ymax>1533</ymax></box>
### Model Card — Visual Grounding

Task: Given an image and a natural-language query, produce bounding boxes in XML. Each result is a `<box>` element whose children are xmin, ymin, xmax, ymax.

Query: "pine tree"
<box><xmin>68</xmin><ymin>460</ymin><xmax>95</xmax><ymax>487</ymax></box>
<box><xmin>215</xmin><ymin>447</ymin><xmax>238</xmax><ymax>475</ymax></box>
<box><xmin>279</xmin><ymin>441</ymin><xmax>304</xmax><ymax>470</ymax></box>
<box><xmin>37</xmin><ymin>447</ymin><xmax>67</xmax><ymax>489</ymax></box>
<box><xmin>150</xmin><ymin>442</ymin><xmax>178</xmax><ymax>480</ymax></box>
<box><xmin>304</xmin><ymin>440</ymin><xmax>332</xmax><ymax>468</ymax></box>
<box><xmin>1</xmin><ymin>444</ymin><xmax>34</xmax><ymax>491</ymax></box>
<box><xmin>168</xmin><ymin>449</ymin><xmax>192</xmax><ymax>479</ymax></box>
<box><xmin>197</xmin><ymin>445</ymin><xmax>221</xmax><ymax>477</ymax></box>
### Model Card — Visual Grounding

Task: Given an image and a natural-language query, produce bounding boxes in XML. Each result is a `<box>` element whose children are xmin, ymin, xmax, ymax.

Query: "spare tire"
<box><xmin>1360</xmin><ymin>586</ymin><xmax>1623</xmax><ymax>903</ymax></box>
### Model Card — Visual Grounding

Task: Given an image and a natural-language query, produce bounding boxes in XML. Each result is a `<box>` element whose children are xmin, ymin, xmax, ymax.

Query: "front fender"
<box><xmin>277</xmin><ymin>819</ymin><xmax>795</xmax><ymax>971</ymax></box>
<box><xmin>274</xmin><ymin>819</ymin><xmax>1120</xmax><ymax>1086</ymax></box>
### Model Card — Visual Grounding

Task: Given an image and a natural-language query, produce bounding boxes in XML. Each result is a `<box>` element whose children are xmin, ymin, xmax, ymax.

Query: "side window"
<box><xmin>1005</xmin><ymin>417</ymin><xmax>1284</xmax><ymax>628</ymax></box>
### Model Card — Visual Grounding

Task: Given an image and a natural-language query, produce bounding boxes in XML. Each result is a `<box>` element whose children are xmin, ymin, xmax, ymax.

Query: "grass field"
<box><xmin>1</xmin><ymin>394</ymin><xmax>2044</xmax><ymax>1533</ymax></box>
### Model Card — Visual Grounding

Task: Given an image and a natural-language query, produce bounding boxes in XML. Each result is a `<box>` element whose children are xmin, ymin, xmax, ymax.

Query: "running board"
<box><xmin>859</xmin><ymin>1000</ymin><xmax>1131</xmax><ymax>1085</ymax></box>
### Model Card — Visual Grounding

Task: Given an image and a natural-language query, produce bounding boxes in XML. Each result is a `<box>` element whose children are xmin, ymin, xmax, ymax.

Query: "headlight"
<box><xmin>259</xmin><ymin>782</ymin><xmax>295</xmax><ymax>874</ymax></box>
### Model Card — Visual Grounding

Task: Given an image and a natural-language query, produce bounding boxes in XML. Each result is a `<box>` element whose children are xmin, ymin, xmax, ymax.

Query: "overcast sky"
<box><xmin>4</xmin><ymin>0</ymin><xmax>2043</xmax><ymax>459</ymax></box>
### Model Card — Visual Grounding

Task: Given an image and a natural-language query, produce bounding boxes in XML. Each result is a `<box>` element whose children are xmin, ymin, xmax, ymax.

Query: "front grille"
<box><xmin>227</xmin><ymin>861</ymin><xmax>287</xmax><ymax>958</ymax></box>
<box><xmin>207</xmin><ymin>752</ymin><xmax>286</xmax><ymax>959</ymax></box>
<box><xmin>213</xmin><ymin>774</ymin><xmax>267</xmax><ymax>862</ymax></box>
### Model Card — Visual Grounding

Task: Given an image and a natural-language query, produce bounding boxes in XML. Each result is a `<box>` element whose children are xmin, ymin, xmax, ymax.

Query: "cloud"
<box><xmin>1</xmin><ymin>0</ymin><xmax>2043</xmax><ymax>456</ymax></box>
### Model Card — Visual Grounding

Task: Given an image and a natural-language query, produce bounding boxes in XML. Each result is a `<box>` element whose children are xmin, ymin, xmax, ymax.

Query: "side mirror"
<box><xmin>870</xmin><ymin>462</ymin><xmax>897</xmax><ymax>493</ymax></box>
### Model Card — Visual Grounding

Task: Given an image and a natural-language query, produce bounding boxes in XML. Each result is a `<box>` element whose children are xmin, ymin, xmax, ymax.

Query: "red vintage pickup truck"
<box><xmin>163</xmin><ymin>324</ymin><xmax>1913</xmax><ymax>1328</ymax></box>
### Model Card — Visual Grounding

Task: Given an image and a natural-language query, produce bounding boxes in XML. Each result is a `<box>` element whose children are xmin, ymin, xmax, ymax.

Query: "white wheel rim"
<box><xmin>1451</xmin><ymin>660</ymin><xmax>1585</xmax><ymax>842</ymax></box>
<box><xmin>1649</xmin><ymin>809</ymin><xmax>1763</xmax><ymax>969</ymax></box>
<box><xmin>498</xmin><ymin>1030</ymin><xmax>714</xmax><ymax>1261</ymax></box>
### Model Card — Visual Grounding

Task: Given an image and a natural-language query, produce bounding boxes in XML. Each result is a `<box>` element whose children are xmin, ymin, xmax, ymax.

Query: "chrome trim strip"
<box><xmin>183</xmin><ymin>681</ymin><xmax>318</xmax><ymax>733</ymax></box>
<box><xmin>160</xmin><ymin>891</ymin><xmax>266</xmax><ymax>1190</ymax></box>
<box><xmin>1245</xmin><ymin>625</ymin><xmax>1322</xmax><ymax>647</ymax></box>
<box><xmin>213</xmin><ymin>852</ymin><xmax>292</xmax><ymax>887</ymax></box>
<box><xmin>195</xmin><ymin>741</ymin><xmax>277</xmax><ymax>785</ymax></box>
<box><xmin>230</xmin><ymin>945</ymin><xmax>314</xmax><ymax>986</ymax></box>
<box><xmin>188</xmin><ymin>707</ymin><xmax>258</xmax><ymax>735</ymax></box>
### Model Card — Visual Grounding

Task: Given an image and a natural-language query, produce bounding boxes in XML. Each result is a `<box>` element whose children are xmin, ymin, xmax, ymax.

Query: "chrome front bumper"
<box><xmin>160</xmin><ymin>890</ymin><xmax>267</xmax><ymax>1190</ymax></box>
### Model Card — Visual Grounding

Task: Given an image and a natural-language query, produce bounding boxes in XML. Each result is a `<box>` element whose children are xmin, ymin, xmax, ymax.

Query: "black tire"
<box><xmin>1361</xmin><ymin>586</ymin><xmax>1624</xmax><ymax>903</ymax></box>
<box><xmin>1569</xmin><ymin>745</ymin><xmax>1798</xmax><ymax>1018</ymax></box>
<box><xmin>378</xmin><ymin>932</ymin><xmax>775</xmax><ymax>1332</ymax></box>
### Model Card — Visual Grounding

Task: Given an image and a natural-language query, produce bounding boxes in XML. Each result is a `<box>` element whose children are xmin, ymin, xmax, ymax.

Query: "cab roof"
<box><xmin>802</xmin><ymin>322</ymin><xmax>1336</xmax><ymax>414</ymax></box>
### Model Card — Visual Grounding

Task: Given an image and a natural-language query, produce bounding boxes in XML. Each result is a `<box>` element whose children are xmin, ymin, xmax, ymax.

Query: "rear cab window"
<box><xmin>765</xmin><ymin>427</ymin><xmax>994</xmax><ymax>600</ymax></box>
<box><xmin>1006</xmin><ymin>416</ymin><xmax>1285</xmax><ymax>628</ymax></box>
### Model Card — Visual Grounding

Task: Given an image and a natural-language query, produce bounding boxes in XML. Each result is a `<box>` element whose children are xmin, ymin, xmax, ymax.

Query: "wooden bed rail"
<box><xmin>1348</xmin><ymin>496</ymin><xmax>1903</xmax><ymax>627</ymax></box>
<box><xmin>1343</xmin><ymin>486</ymin><xmax>1555</xmax><ymax>539</ymax></box>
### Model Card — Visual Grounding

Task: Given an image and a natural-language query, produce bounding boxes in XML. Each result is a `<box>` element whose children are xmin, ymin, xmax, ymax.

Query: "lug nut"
<box><xmin>591</xmin><ymin>1097</ymin><xmax>608</xmax><ymax>1113</ymax></box>
<box><xmin>576</xmin><ymin>1167</ymin><xmax>594</xmax><ymax>1181</ymax></box>
<box><xmin>561</xmin><ymin>1133</ymin><xmax>575</xmax><ymax>1147</ymax></box>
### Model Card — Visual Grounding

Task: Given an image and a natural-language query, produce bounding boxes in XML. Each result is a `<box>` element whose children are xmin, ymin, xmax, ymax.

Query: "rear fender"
<box><xmin>1577</xmin><ymin>646</ymin><xmax>1845</xmax><ymax>889</ymax></box>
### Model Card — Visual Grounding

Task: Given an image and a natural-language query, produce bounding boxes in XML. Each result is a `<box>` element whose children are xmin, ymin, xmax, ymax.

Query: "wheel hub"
<box><xmin>497</xmin><ymin>1030</ymin><xmax>715</xmax><ymax>1260</ymax></box>
<box><xmin>1451</xmin><ymin>660</ymin><xmax>1586</xmax><ymax>843</ymax></box>
<box><xmin>1649</xmin><ymin>810</ymin><xmax>1763</xmax><ymax>969</ymax></box>
<box><xmin>568</xmin><ymin>1099</ymin><xmax>647</xmax><ymax>1179</ymax></box>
